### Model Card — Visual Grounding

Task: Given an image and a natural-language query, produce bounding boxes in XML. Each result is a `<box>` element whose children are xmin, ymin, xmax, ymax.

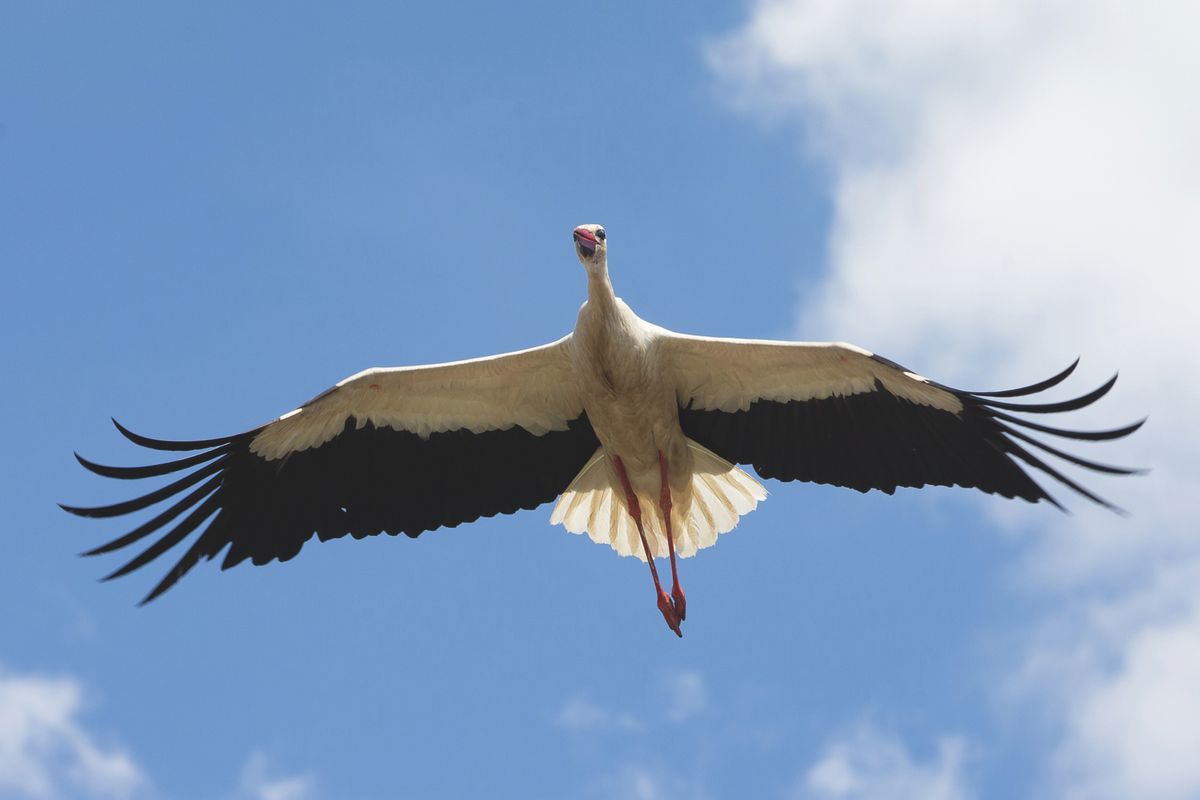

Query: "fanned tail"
<box><xmin>550</xmin><ymin>441</ymin><xmax>766</xmax><ymax>561</ymax></box>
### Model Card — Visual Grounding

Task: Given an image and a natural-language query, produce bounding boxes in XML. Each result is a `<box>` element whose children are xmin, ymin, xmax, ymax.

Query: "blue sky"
<box><xmin>3</xmin><ymin>3</ymin><xmax>1196</xmax><ymax>799</ymax></box>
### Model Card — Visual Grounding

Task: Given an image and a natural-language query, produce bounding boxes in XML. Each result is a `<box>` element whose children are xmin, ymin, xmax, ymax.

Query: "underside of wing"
<box><xmin>666</xmin><ymin>333</ymin><xmax>1144</xmax><ymax>510</ymax></box>
<box><xmin>63</xmin><ymin>337</ymin><xmax>599</xmax><ymax>602</ymax></box>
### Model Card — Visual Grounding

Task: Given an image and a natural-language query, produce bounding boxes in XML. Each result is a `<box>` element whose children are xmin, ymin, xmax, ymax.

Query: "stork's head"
<box><xmin>573</xmin><ymin>224</ymin><xmax>607</xmax><ymax>272</ymax></box>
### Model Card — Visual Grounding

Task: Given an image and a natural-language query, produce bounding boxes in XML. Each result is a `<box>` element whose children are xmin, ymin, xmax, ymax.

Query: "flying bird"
<box><xmin>64</xmin><ymin>224</ymin><xmax>1143</xmax><ymax>636</ymax></box>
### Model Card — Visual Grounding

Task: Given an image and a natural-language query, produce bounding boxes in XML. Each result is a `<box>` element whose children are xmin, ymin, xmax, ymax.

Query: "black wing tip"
<box><xmin>986</xmin><ymin>375</ymin><xmax>1144</xmax><ymax>513</ymax></box>
<box><xmin>74</xmin><ymin>444</ymin><xmax>235</xmax><ymax>481</ymax></box>
<box><xmin>59</xmin><ymin>501</ymin><xmax>103</xmax><ymax>518</ymax></box>
<box><xmin>72</xmin><ymin>453</ymin><xmax>125</xmax><ymax>479</ymax></box>
<box><xmin>97</xmin><ymin>570</ymin><xmax>172</xmax><ymax>604</ymax></box>
<box><xmin>96</xmin><ymin>572</ymin><xmax>164</xmax><ymax>607</ymax></box>
<box><xmin>110</xmin><ymin>417</ymin><xmax>246</xmax><ymax>451</ymax></box>
<box><xmin>73</xmin><ymin>451</ymin><xmax>126</xmax><ymax>478</ymax></box>
<box><xmin>1083</xmin><ymin>492</ymin><xmax>1130</xmax><ymax>516</ymax></box>
<box><xmin>996</xmin><ymin>423</ymin><xmax>1146</xmax><ymax>478</ymax></box>
<box><xmin>1010</xmin><ymin>441</ymin><xmax>1131</xmax><ymax>515</ymax></box>
<box><xmin>979</xmin><ymin>371</ymin><xmax>1120</xmax><ymax>414</ymax></box>
<box><xmin>989</xmin><ymin>410</ymin><xmax>1147</xmax><ymax>443</ymax></box>
<box><xmin>1086</xmin><ymin>415</ymin><xmax>1147</xmax><ymax>441</ymax></box>
<box><xmin>111</xmin><ymin>417</ymin><xmax>138</xmax><ymax>442</ymax></box>
<box><xmin>967</xmin><ymin>358</ymin><xmax>1081</xmax><ymax>398</ymax></box>
<box><xmin>1043</xmin><ymin>493</ymin><xmax>1068</xmax><ymax>513</ymax></box>
<box><xmin>100</xmin><ymin>559</ymin><xmax>141</xmax><ymax>582</ymax></box>
<box><xmin>138</xmin><ymin>586</ymin><xmax>168</xmax><ymax>606</ymax></box>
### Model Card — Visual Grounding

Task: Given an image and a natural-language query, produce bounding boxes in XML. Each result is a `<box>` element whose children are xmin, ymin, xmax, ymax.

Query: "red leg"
<box><xmin>613</xmin><ymin>455</ymin><xmax>681</xmax><ymax>638</ymax></box>
<box><xmin>658</xmin><ymin>452</ymin><xmax>686</xmax><ymax>622</ymax></box>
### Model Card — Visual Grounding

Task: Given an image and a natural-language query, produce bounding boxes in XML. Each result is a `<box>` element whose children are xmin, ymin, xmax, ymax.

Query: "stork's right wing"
<box><xmin>63</xmin><ymin>336</ymin><xmax>600</xmax><ymax>603</ymax></box>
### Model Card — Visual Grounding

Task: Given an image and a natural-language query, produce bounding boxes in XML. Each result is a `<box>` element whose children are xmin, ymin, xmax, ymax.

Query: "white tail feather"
<box><xmin>549</xmin><ymin>442</ymin><xmax>766</xmax><ymax>561</ymax></box>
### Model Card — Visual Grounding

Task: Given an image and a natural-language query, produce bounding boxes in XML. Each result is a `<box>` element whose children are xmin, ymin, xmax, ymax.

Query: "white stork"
<box><xmin>64</xmin><ymin>224</ymin><xmax>1143</xmax><ymax>636</ymax></box>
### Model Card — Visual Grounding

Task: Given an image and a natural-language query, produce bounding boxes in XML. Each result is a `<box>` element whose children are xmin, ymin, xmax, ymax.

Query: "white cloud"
<box><xmin>0</xmin><ymin>666</ymin><xmax>322</xmax><ymax>800</ymax></box>
<box><xmin>663</xmin><ymin>670</ymin><xmax>707</xmax><ymax>724</ymax></box>
<box><xmin>0</xmin><ymin>668</ymin><xmax>144</xmax><ymax>799</ymax></box>
<box><xmin>710</xmin><ymin>1</ymin><xmax>1200</xmax><ymax>797</ymax></box>
<box><xmin>1009</xmin><ymin>559</ymin><xmax>1200</xmax><ymax>799</ymax></box>
<box><xmin>554</xmin><ymin>696</ymin><xmax>641</xmax><ymax>732</ymax></box>
<box><xmin>234</xmin><ymin>752</ymin><xmax>315</xmax><ymax>800</ymax></box>
<box><xmin>797</xmin><ymin>723</ymin><xmax>971</xmax><ymax>800</ymax></box>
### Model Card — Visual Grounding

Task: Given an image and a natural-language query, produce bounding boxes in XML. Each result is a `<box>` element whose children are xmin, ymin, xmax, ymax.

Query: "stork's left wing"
<box><xmin>63</xmin><ymin>336</ymin><xmax>599</xmax><ymax>603</ymax></box>
<box><xmin>663</xmin><ymin>332</ymin><xmax>1142</xmax><ymax>508</ymax></box>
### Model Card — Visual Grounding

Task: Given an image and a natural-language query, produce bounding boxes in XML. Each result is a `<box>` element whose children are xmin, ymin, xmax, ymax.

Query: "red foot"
<box><xmin>657</xmin><ymin>590</ymin><xmax>683</xmax><ymax>638</ymax></box>
<box><xmin>672</xmin><ymin>586</ymin><xmax>687</xmax><ymax>622</ymax></box>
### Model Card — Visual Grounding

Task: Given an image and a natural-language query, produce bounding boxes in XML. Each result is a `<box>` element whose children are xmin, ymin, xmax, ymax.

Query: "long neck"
<box><xmin>586</xmin><ymin>261</ymin><xmax>616</xmax><ymax>311</ymax></box>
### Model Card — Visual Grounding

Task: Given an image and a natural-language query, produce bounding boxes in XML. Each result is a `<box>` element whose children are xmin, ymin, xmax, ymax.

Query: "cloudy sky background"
<box><xmin>711</xmin><ymin>2</ymin><xmax>1200</xmax><ymax>797</ymax></box>
<box><xmin>3</xmin><ymin>2</ymin><xmax>1197</xmax><ymax>798</ymax></box>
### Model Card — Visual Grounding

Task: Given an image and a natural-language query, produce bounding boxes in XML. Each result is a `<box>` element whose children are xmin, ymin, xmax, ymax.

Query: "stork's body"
<box><xmin>570</xmin><ymin>234</ymin><xmax>698</xmax><ymax>632</ymax></box>
<box><xmin>574</xmin><ymin>277</ymin><xmax>680</xmax><ymax>477</ymax></box>
<box><xmin>64</xmin><ymin>224</ymin><xmax>1143</xmax><ymax>637</ymax></box>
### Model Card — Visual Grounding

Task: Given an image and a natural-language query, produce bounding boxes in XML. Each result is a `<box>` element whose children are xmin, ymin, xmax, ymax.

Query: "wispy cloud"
<box><xmin>0</xmin><ymin>667</ymin><xmax>145</xmax><ymax>799</ymax></box>
<box><xmin>556</xmin><ymin>670</ymin><xmax>707</xmax><ymax>734</ymax></box>
<box><xmin>663</xmin><ymin>670</ymin><xmax>707</xmax><ymax>724</ymax></box>
<box><xmin>796</xmin><ymin>722</ymin><xmax>971</xmax><ymax>800</ymax></box>
<box><xmin>710</xmin><ymin>1</ymin><xmax>1200</xmax><ymax>797</ymax></box>
<box><xmin>233</xmin><ymin>752</ymin><xmax>316</xmax><ymax>800</ymax></box>
<box><xmin>554</xmin><ymin>696</ymin><xmax>641</xmax><ymax>732</ymax></box>
<box><xmin>556</xmin><ymin>672</ymin><xmax>714</xmax><ymax>797</ymax></box>
<box><xmin>586</xmin><ymin>762</ymin><xmax>710</xmax><ymax>800</ymax></box>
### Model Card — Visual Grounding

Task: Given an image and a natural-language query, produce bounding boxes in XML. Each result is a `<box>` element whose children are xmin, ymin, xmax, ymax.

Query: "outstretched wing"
<box><xmin>64</xmin><ymin>336</ymin><xmax>599</xmax><ymax>603</ymax></box>
<box><xmin>664</xmin><ymin>332</ymin><xmax>1142</xmax><ymax>508</ymax></box>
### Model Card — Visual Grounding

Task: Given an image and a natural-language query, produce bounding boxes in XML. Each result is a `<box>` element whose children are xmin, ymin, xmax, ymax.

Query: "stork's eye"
<box><xmin>596</xmin><ymin>229</ymin><xmax>606</xmax><ymax>241</ymax></box>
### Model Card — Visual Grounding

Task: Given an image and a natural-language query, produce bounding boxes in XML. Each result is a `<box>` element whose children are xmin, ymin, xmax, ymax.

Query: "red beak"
<box><xmin>573</xmin><ymin>227</ymin><xmax>597</xmax><ymax>246</ymax></box>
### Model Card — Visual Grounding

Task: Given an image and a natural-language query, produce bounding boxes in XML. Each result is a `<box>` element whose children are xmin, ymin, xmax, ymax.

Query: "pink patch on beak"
<box><xmin>573</xmin><ymin>227</ymin><xmax>597</xmax><ymax>245</ymax></box>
